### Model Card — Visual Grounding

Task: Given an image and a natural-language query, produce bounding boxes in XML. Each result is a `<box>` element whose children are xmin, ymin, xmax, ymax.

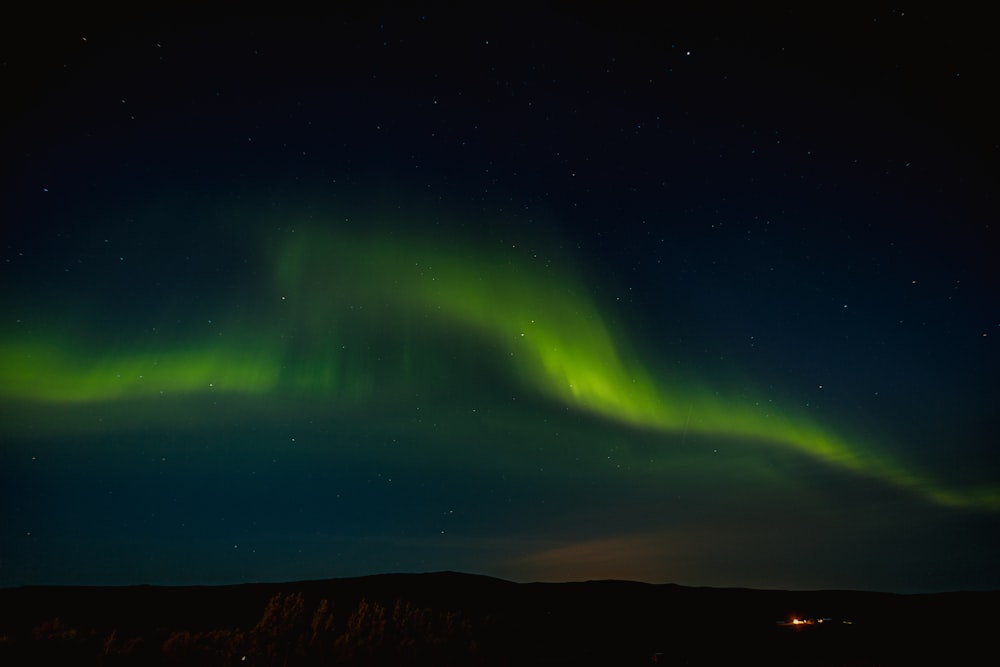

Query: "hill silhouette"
<box><xmin>1</xmin><ymin>572</ymin><xmax>995</xmax><ymax>665</ymax></box>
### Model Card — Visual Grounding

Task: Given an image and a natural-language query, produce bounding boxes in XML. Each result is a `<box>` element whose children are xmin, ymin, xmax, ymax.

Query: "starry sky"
<box><xmin>2</xmin><ymin>6</ymin><xmax>998</xmax><ymax>593</ymax></box>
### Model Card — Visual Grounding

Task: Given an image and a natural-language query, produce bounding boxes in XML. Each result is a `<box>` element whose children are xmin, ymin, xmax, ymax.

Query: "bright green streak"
<box><xmin>1</xmin><ymin>224</ymin><xmax>996</xmax><ymax>511</ymax></box>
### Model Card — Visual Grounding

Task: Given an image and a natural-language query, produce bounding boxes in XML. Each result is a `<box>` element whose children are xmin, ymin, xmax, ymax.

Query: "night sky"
<box><xmin>2</xmin><ymin>6</ymin><xmax>998</xmax><ymax>593</ymax></box>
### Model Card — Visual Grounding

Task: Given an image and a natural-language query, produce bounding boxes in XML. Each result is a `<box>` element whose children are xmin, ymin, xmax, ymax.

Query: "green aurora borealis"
<box><xmin>2</xmin><ymin>9</ymin><xmax>997</xmax><ymax>592</ymax></box>
<box><xmin>3</xmin><ymin>223</ymin><xmax>996</xmax><ymax>512</ymax></box>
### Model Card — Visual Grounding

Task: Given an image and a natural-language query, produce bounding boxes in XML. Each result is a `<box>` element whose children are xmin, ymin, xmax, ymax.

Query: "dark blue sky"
<box><xmin>2</xmin><ymin>6</ymin><xmax>997</xmax><ymax>592</ymax></box>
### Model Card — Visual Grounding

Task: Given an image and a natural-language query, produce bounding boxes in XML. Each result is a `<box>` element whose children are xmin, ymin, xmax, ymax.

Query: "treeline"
<box><xmin>1</xmin><ymin>591</ymin><xmax>489</xmax><ymax>666</ymax></box>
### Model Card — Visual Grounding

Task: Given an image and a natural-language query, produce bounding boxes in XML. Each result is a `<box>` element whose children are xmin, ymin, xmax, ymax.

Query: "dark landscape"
<box><xmin>1</xmin><ymin>572</ymin><xmax>995</xmax><ymax>665</ymax></box>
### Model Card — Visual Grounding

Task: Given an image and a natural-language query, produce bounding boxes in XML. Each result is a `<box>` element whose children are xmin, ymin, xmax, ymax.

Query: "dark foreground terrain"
<box><xmin>1</xmin><ymin>572</ymin><xmax>995</xmax><ymax>665</ymax></box>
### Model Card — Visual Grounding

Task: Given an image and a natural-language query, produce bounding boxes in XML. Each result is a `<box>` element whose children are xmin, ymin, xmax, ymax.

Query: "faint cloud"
<box><xmin>500</xmin><ymin>532</ymin><xmax>681</xmax><ymax>583</ymax></box>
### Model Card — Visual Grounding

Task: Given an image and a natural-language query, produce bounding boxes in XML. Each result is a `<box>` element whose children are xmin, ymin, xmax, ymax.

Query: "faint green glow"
<box><xmin>0</xmin><ymin>339</ymin><xmax>282</xmax><ymax>403</ymax></box>
<box><xmin>1</xmin><ymin>223</ymin><xmax>996</xmax><ymax>511</ymax></box>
